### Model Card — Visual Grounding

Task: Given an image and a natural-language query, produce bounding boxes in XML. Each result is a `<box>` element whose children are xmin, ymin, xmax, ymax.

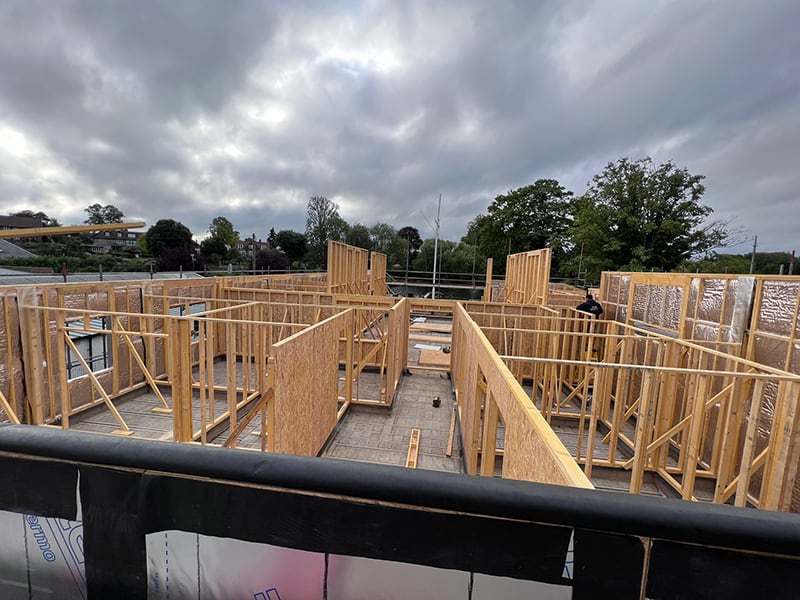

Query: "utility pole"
<box><xmin>432</xmin><ymin>194</ymin><xmax>441</xmax><ymax>300</ymax></box>
<box><xmin>419</xmin><ymin>194</ymin><xmax>442</xmax><ymax>300</ymax></box>
<box><xmin>251</xmin><ymin>234</ymin><xmax>256</xmax><ymax>274</ymax></box>
<box><xmin>749</xmin><ymin>235</ymin><xmax>758</xmax><ymax>274</ymax></box>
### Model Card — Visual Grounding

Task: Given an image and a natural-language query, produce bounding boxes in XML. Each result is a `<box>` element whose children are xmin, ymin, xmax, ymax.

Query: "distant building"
<box><xmin>235</xmin><ymin>236</ymin><xmax>270</xmax><ymax>258</ymax></box>
<box><xmin>88</xmin><ymin>230</ymin><xmax>143</xmax><ymax>255</ymax></box>
<box><xmin>0</xmin><ymin>215</ymin><xmax>45</xmax><ymax>241</ymax></box>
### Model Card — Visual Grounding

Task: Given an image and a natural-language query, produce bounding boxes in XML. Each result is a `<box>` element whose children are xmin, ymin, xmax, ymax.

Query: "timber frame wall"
<box><xmin>468</xmin><ymin>302</ymin><xmax>800</xmax><ymax>510</ymax></box>
<box><xmin>598</xmin><ymin>271</ymin><xmax>800</xmax><ymax>510</ymax></box>
<box><xmin>4</xmin><ymin>281</ymin><xmax>408</xmax><ymax>452</ymax></box>
<box><xmin>5</xmin><ymin>250</ymin><xmax>800</xmax><ymax>509</ymax></box>
<box><xmin>502</xmin><ymin>248</ymin><xmax>552</xmax><ymax>305</ymax></box>
<box><xmin>0</xmin><ymin>243</ymin><xmax>586</xmax><ymax>490</ymax></box>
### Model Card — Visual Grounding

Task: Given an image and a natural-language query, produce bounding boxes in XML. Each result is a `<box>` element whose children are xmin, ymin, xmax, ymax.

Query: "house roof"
<box><xmin>0</xmin><ymin>239</ymin><xmax>36</xmax><ymax>258</ymax></box>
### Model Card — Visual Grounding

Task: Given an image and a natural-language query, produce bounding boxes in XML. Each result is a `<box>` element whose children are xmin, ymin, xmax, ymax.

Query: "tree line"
<box><xmin>6</xmin><ymin>156</ymin><xmax>795</xmax><ymax>280</ymax></box>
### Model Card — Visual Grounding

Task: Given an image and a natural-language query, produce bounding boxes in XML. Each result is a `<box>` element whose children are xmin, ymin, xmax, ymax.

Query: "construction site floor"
<box><xmin>324</xmin><ymin>370</ymin><xmax>463</xmax><ymax>473</ymax></box>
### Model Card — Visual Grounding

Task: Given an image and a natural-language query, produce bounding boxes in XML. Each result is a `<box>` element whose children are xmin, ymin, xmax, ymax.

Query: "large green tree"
<box><xmin>201</xmin><ymin>216</ymin><xmax>239</xmax><ymax>263</ymax></box>
<box><xmin>370</xmin><ymin>222</ymin><xmax>408</xmax><ymax>266</ymax></box>
<box><xmin>305</xmin><ymin>196</ymin><xmax>345</xmax><ymax>267</ymax></box>
<box><xmin>84</xmin><ymin>203</ymin><xmax>124</xmax><ymax>224</ymax></box>
<box><xmin>569</xmin><ymin>157</ymin><xmax>730</xmax><ymax>281</ymax></box>
<box><xmin>464</xmin><ymin>214</ymin><xmax>508</xmax><ymax>272</ymax></box>
<box><xmin>369</xmin><ymin>223</ymin><xmax>397</xmax><ymax>254</ymax></box>
<box><xmin>199</xmin><ymin>236</ymin><xmax>229</xmax><ymax>264</ymax></box>
<box><xmin>208</xmin><ymin>216</ymin><xmax>239</xmax><ymax>249</ymax></box>
<box><xmin>274</xmin><ymin>230</ymin><xmax>307</xmax><ymax>266</ymax></box>
<box><xmin>254</xmin><ymin>249</ymin><xmax>290</xmax><ymax>272</ymax></box>
<box><xmin>412</xmin><ymin>239</ymin><xmax>485</xmax><ymax>276</ymax></box>
<box><xmin>346</xmin><ymin>223</ymin><xmax>372</xmax><ymax>250</ymax></box>
<box><xmin>469</xmin><ymin>179</ymin><xmax>573</xmax><ymax>273</ymax></box>
<box><xmin>397</xmin><ymin>226</ymin><xmax>422</xmax><ymax>259</ymax></box>
<box><xmin>145</xmin><ymin>219</ymin><xmax>194</xmax><ymax>260</ymax></box>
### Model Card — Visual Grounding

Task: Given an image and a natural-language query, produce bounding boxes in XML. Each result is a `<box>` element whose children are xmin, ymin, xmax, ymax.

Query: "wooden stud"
<box><xmin>17</xmin><ymin>287</ymin><xmax>46</xmax><ymax>425</ymax></box>
<box><xmin>480</xmin><ymin>392</ymin><xmax>499</xmax><ymax>476</ymax></box>
<box><xmin>446</xmin><ymin>403</ymin><xmax>457</xmax><ymax>458</ymax></box>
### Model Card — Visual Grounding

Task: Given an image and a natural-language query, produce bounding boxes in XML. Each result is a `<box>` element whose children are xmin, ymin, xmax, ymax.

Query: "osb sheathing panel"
<box><xmin>272</xmin><ymin>310</ymin><xmax>351</xmax><ymax>456</ymax></box>
<box><xmin>453</xmin><ymin>314</ymin><xmax>481</xmax><ymax>474</ymax></box>
<box><xmin>385</xmin><ymin>298</ymin><xmax>409</xmax><ymax>403</ymax></box>
<box><xmin>334</xmin><ymin>293</ymin><xmax>396</xmax><ymax>310</ymax></box>
<box><xmin>418</xmin><ymin>348</ymin><xmax>450</xmax><ymax>367</ymax></box>
<box><xmin>44</xmin><ymin>289</ymin><xmax>121</xmax><ymax>408</ymax></box>
<box><xmin>454</xmin><ymin>306</ymin><xmax>592</xmax><ymax>488</ymax></box>
<box><xmin>548</xmin><ymin>292</ymin><xmax>586</xmax><ymax>308</ymax></box>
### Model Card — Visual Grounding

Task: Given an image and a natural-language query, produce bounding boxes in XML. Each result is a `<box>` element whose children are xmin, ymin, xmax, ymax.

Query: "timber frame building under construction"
<box><xmin>1</xmin><ymin>241</ymin><xmax>800</xmax><ymax>597</ymax></box>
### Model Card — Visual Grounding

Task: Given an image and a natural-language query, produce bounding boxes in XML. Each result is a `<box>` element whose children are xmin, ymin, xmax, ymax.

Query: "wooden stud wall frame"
<box><xmin>548</xmin><ymin>283</ymin><xmax>587</xmax><ymax>308</ymax></box>
<box><xmin>224</xmin><ymin>272</ymin><xmax>328</xmax><ymax>292</ymax></box>
<box><xmin>5</xmin><ymin>267</ymin><xmax>800</xmax><ymax>510</ymax></box>
<box><xmin>598</xmin><ymin>271</ymin><xmax>800</xmax><ymax>510</ymax></box>
<box><xmin>504</xmin><ymin>248</ymin><xmax>552</xmax><ymax>305</ymax></box>
<box><xmin>0</xmin><ymin>292</ymin><xmax>24</xmax><ymax>421</ymax></box>
<box><xmin>465</xmin><ymin>305</ymin><xmax>800</xmax><ymax>511</ymax></box>
<box><xmin>327</xmin><ymin>240</ymin><xmax>370</xmax><ymax>295</ymax></box>
<box><xmin>0</xmin><ymin>274</ymin><xmax>412</xmax><ymax>449</ymax></box>
<box><xmin>369</xmin><ymin>251</ymin><xmax>388</xmax><ymax>296</ymax></box>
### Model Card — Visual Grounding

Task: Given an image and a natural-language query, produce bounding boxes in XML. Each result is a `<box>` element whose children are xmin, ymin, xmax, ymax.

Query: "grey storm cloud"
<box><xmin>0</xmin><ymin>1</ymin><xmax>798</xmax><ymax>251</ymax></box>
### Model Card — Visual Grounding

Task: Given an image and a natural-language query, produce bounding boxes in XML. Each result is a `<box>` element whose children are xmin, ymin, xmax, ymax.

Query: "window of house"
<box><xmin>65</xmin><ymin>317</ymin><xmax>113</xmax><ymax>380</ymax></box>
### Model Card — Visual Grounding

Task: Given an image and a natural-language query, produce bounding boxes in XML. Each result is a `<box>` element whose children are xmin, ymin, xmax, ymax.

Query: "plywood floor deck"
<box><xmin>69</xmin><ymin>361</ymin><xmax>250</xmax><ymax>441</ymax></box>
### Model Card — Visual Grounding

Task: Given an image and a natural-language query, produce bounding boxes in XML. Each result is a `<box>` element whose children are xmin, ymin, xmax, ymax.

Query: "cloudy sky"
<box><xmin>0</xmin><ymin>1</ymin><xmax>797</xmax><ymax>252</ymax></box>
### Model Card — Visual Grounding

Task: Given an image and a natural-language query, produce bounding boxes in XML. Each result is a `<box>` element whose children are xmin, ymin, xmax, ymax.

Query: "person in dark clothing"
<box><xmin>576</xmin><ymin>293</ymin><xmax>604</xmax><ymax>318</ymax></box>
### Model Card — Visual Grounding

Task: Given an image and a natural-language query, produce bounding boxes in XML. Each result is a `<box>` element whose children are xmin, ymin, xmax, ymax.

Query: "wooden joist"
<box><xmin>406</xmin><ymin>428</ymin><xmax>421</xmax><ymax>468</ymax></box>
